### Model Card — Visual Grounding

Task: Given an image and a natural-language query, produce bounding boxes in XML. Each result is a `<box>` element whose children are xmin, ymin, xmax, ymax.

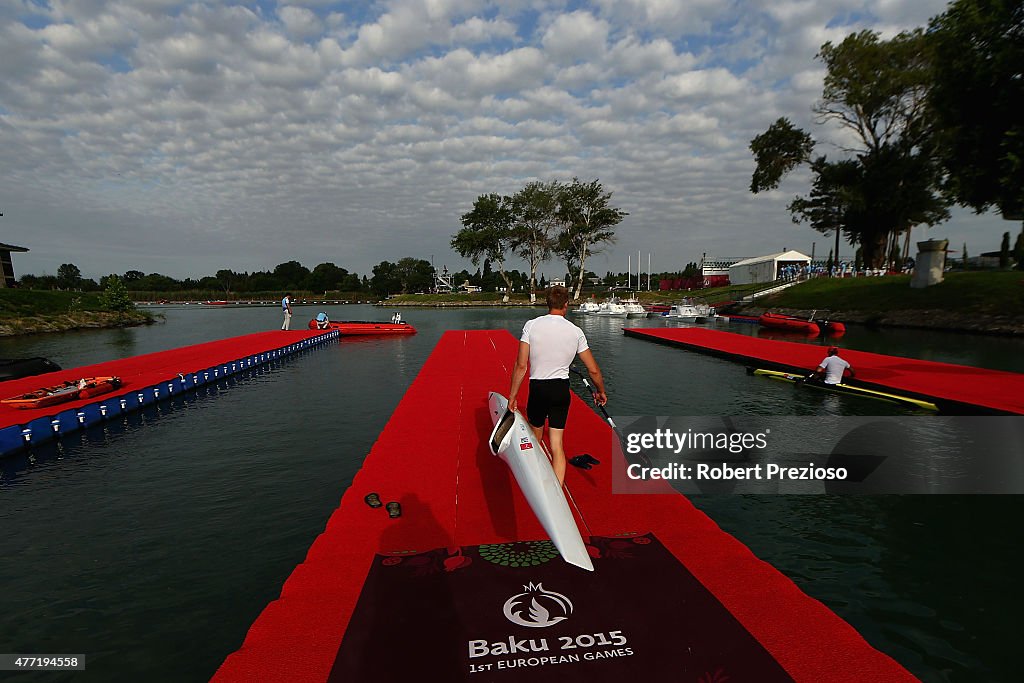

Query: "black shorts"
<box><xmin>527</xmin><ymin>378</ymin><xmax>571</xmax><ymax>429</ymax></box>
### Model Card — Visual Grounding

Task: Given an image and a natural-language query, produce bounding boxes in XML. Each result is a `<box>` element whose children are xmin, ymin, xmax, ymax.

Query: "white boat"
<box><xmin>595</xmin><ymin>297</ymin><xmax>628</xmax><ymax>317</ymax></box>
<box><xmin>487</xmin><ymin>392</ymin><xmax>594</xmax><ymax>571</ymax></box>
<box><xmin>696</xmin><ymin>302</ymin><xmax>718</xmax><ymax>321</ymax></box>
<box><xmin>620</xmin><ymin>294</ymin><xmax>646</xmax><ymax>318</ymax></box>
<box><xmin>663</xmin><ymin>298</ymin><xmax>716</xmax><ymax>323</ymax></box>
<box><xmin>575</xmin><ymin>300</ymin><xmax>600</xmax><ymax>315</ymax></box>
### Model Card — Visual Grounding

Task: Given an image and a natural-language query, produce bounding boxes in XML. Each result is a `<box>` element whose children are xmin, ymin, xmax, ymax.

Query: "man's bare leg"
<box><xmin>531</xmin><ymin>424</ymin><xmax>567</xmax><ymax>485</ymax></box>
<box><xmin>548</xmin><ymin>427</ymin><xmax>567</xmax><ymax>485</ymax></box>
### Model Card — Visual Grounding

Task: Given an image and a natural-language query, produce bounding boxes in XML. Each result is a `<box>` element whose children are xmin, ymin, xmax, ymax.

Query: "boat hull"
<box><xmin>2</xmin><ymin>376</ymin><xmax>122</xmax><ymax>409</ymax></box>
<box><xmin>487</xmin><ymin>391</ymin><xmax>594</xmax><ymax>571</ymax></box>
<box><xmin>750</xmin><ymin>368</ymin><xmax>938</xmax><ymax>411</ymax></box>
<box><xmin>759</xmin><ymin>313</ymin><xmax>820</xmax><ymax>335</ymax></box>
<box><xmin>307</xmin><ymin>320</ymin><xmax>416</xmax><ymax>335</ymax></box>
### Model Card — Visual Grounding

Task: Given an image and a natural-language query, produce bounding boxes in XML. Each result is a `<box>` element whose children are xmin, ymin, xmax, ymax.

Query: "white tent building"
<box><xmin>728</xmin><ymin>250</ymin><xmax>811</xmax><ymax>285</ymax></box>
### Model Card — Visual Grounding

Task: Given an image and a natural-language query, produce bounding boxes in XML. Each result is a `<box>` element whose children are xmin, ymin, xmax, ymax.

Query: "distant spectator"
<box><xmin>281</xmin><ymin>293</ymin><xmax>293</xmax><ymax>330</ymax></box>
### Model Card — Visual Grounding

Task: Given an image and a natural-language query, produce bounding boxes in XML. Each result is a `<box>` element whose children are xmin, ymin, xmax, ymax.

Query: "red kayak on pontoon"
<box><xmin>2</xmin><ymin>376</ymin><xmax>122</xmax><ymax>409</ymax></box>
<box><xmin>307</xmin><ymin>319</ymin><xmax>416</xmax><ymax>335</ymax></box>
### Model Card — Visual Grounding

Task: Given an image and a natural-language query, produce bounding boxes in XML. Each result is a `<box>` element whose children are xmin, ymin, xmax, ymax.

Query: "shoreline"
<box><xmin>730</xmin><ymin>305</ymin><xmax>1024</xmax><ymax>337</ymax></box>
<box><xmin>379</xmin><ymin>300</ymin><xmax>546</xmax><ymax>308</ymax></box>
<box><xmin>0</xmin><ymin>311</ymin><xmax>156</xmax><ymax>337</ymax></box>
<box><xmin>390</xmin><ymin>300</ymin><xmax>1024</xmax><ymax>336</ymax></box>
<box><xmin>4</xmin><ymin>300</ymin><xmax>1021</xmax><ymax>338</ymax></box>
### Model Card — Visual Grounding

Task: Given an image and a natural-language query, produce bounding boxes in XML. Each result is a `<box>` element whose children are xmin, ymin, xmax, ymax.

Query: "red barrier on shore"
<box><xmin>213</xmin><ymin>330</ymin><xmax>915</xmax><ymax>682</ymax></box>
<box><xmin>0</xmin><ymin>330</ymin><xmax>330</xmax><ymax>441</ymax></box>
<box><xmin>624</xmin><ymin>327</ymin><xmax>1024</xmax><ymax>415</ymax></box>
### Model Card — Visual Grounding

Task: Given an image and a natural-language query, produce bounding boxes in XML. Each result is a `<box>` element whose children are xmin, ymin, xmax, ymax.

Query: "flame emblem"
<box><xmin>502</xmin><ymin>582</ymin><xmax>573</xmax><ymax>628</ymax></box>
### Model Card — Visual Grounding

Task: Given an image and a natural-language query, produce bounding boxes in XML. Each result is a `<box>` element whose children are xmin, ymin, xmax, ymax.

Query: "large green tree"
<box><xmin>305</xmin><ymin>262</ymin><xmax>349</xmax><ymax>293</ymax></box>
<box><xmin>555</xmin><ymin>178</ymin><xmax>627</xmax><ymax>301</ymax></box>
<box><xmin>370</xmin><ymin>261</ymin><xmax>401</xmax><ymax>296</ymax></box>
<box><xmin>751</xmin><ymin>31</ymin><xmax>949</xmax><ymax>267</ymax></box>
<box><xmin>510</xmin><ymin>181</ymin><xmax>561</xmax><ymax>303</ymax></box>
<box><xmin>452</xmin><ymin>193</ymin><xmax>516</xmax><ymax>302</ymax></box>
<box><xmin>135</xmin><ymin>273</ymin><xmax>180</xmax><ymax>292</ymax></box>
<box><xmin>394</xmin><ymin>257</ymin><xmax>434</xmax><ymax>293</ymax></box>
<box><xmin>272</xmin><ymin>261</ymin><xmax>311</xmax><ymax>290</ymax></box>
<box><xmin>56</xmin><ymin>263</ymin><xmax>81</xmax><ymax>289</ymax></box>
<box><xmin>928</xmin><ymin>0</ymin><xmax>1023</xmax><ymax>218</ymax></box>
<box><xmin>785</xmin><ymin>156</ymin><xmax>860</xmax><ymax>265</ymax></box>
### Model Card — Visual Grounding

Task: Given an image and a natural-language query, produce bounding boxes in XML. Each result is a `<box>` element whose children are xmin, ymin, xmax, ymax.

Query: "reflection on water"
<box><xmin>0</xmin><ymin>305</ymin><xmax>1021</xmax><ymax>682</ymax></box>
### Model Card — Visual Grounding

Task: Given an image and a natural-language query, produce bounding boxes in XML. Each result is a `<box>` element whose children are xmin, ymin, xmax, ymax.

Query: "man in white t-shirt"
<box><xmin>814</xmin><ymin>347</ymin><xmax>853</xmax><ymax>385</ymax></box>
<box><xmin>508</xmin><ymin>286</ymin><xmax>607</xmax><ymax>485</ymax></box>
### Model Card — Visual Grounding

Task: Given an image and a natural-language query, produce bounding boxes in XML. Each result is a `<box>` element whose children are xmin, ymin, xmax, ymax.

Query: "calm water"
<box><xmin>0</xmin><ymin>306</ymin><xmax>1021</xmax><ymax>682</ymax></box>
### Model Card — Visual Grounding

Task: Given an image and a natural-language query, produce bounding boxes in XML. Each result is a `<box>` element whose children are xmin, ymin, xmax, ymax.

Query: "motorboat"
<box><xmin>575</xmin><ymin>300</ymin><xmax>601</xmax><ymax>315</ymax></box>
<box><xmin>664</xmin><ymin>298</ymin><xmax>708</xmax><ymax>323</ymax></box>
<box><xmin>620</xmin><ymin>294</ymin><xmax>647</xmax><ymax>318</ymax></box>
<box><xmin>595</xmin><ymin>298</ymin><xmax>628</xmax><ymax>317</ymax></box>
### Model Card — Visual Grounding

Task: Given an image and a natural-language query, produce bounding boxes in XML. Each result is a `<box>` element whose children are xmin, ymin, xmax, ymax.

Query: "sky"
<box><xmin>0</xmin><ymin>0</ymin><xmax>1014</xmax><ymax>282</ymax></box>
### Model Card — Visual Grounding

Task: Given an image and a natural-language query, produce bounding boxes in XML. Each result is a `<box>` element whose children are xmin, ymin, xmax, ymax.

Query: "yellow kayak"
<box><xmin>749</xmin><ymin>368</ymin><xmax>938</xmax><ymax>411</ymax></box>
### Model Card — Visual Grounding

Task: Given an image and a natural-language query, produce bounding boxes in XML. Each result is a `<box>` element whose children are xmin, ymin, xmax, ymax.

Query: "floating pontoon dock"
<box><xmin>214</xmin><ymin>330</ymin><xmax>915</xmax><ymax>682</ymax></box>
<box><xmin>624</xmin><ymin>327</ymin><xmax>1024</xmax><ymax>415</ymax></box>
<box><xmin>0</xmin><ymin>330</ymin><xmax>337</xmax><ymax>457</ymax></box>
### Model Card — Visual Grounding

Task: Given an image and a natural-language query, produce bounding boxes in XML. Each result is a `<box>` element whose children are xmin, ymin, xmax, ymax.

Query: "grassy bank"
<box><xmin>742</xmin><ymin>272</ymin><xmax>1024</xmax><ymax>334</ymax></box>
<box><xmin>763</xmin><ymin>273</ymin><xmax>1024</xmax><ymax>314</ymax></box>
<box><xmin>0</xmin><ymin>289</ymin><xmax>155</xmax><ymax>336</ymax></box>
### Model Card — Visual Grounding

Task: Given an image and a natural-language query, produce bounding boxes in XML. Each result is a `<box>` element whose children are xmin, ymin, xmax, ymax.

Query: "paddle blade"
<box><xmin>488</xmin><ymin>409</ymin><xmax>516</xmax><ymax>455</ymax></box>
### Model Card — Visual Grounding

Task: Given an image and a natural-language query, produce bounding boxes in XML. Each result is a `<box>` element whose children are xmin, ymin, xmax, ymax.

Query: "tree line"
<box><xmin>452</xmin><ymin>177</ymin><xmax>628</xmax><ymax>303</ymax></box>
<box><xmin>19</xmin><ymin>258</ymin><xmax>578</xmax><ymax>298</ymax></box>
<box><xmin>21</xmin><ymin>261</ymin><xmax>367</xmax><ymax>295</ymax></box>
<box><xmin>749</xmin><ymin>0</ymin><xmax>1023</xmax><ymax>270</ymax></box>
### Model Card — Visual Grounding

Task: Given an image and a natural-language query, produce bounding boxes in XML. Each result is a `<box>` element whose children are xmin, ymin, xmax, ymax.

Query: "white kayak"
<box><xmin>486</xmin><ymin>391</ymin><xmax>594</xmax><ymax>571</ymax></box>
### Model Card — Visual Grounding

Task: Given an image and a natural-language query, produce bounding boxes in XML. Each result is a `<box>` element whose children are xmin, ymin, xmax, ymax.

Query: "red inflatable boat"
<box><xmin>758</xmin><ymin>313</ymin><xmax>845</xmax><ymax>336</ymax></box>
<box><xmin>307</xmin><ymin>319</ymin><xmax>416</xmax><ymax>335</ymax></box>
<box><xmin>758</xmin><ymin>312</ymin><xmax>820</xmax><ymax>335</ymax></box>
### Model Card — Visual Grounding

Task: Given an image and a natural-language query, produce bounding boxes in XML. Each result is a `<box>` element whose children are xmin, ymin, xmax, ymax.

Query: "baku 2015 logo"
<box><xmin>502</xmin><ymin>582</ymin><xmax>573</xmax><ymax>628</ymax></box>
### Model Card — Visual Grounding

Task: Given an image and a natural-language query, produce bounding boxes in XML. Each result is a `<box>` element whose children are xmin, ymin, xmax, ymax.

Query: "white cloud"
<box><xmin>278</xmin><ymin>6</ymin><xmax>323</xmax><ymax>39</ymax></box>
<box><xmin>450</xmin><ymin>16</ymin><xmax>518</xmax><ymax>44</ymax></box>
<box><xmin>0</xmin><ymin>0</ymin><xmax>1008</xmax><ymax>280</ymax></box>
<box><xmin>541</xmin><ymin>10</ymin><xmax>608</xmax><ymax>64</ymax></box>
<box><xmin>658</xmin><ymin>68</ymin><xmax>748</xmax><ymax>100</ymax></box>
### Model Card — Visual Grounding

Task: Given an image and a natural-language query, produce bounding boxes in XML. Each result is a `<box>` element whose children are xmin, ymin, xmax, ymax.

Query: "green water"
<box><xmin>0</xmin><ymin>306</ymin><xmax>1021</xmax><ymax>682</ymax></box>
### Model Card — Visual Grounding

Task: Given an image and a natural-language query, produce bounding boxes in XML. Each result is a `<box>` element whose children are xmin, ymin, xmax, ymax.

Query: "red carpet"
<box><xmin>624</xmin><ymin>327</ymin><xmax>1024</xmax><ymax>415</ymax></box>
<box><xmin>213</xmin><ymin>330</ymin><xmax>916</xmax><ymax>682</ymax></box>
<box><xmin>0</xmin><ymin>330</ymin><xmax>331</xmax><ymax>454</ymax></box>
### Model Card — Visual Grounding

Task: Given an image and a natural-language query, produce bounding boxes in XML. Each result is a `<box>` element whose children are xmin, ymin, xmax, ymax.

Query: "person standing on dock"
<box><xmin>281</xmin><ymin>293</ymin><xmax>293</xmax><ymax>330</ymax></box>
<box><xmin>508</xmin><ymin>285</ymin><xmax>607</xmax><ymax>486</ymax></box>
<box><xmin>814</xmin><ymin>347</ymin><xmax>854</xmax><ymax>385</ymax></box>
